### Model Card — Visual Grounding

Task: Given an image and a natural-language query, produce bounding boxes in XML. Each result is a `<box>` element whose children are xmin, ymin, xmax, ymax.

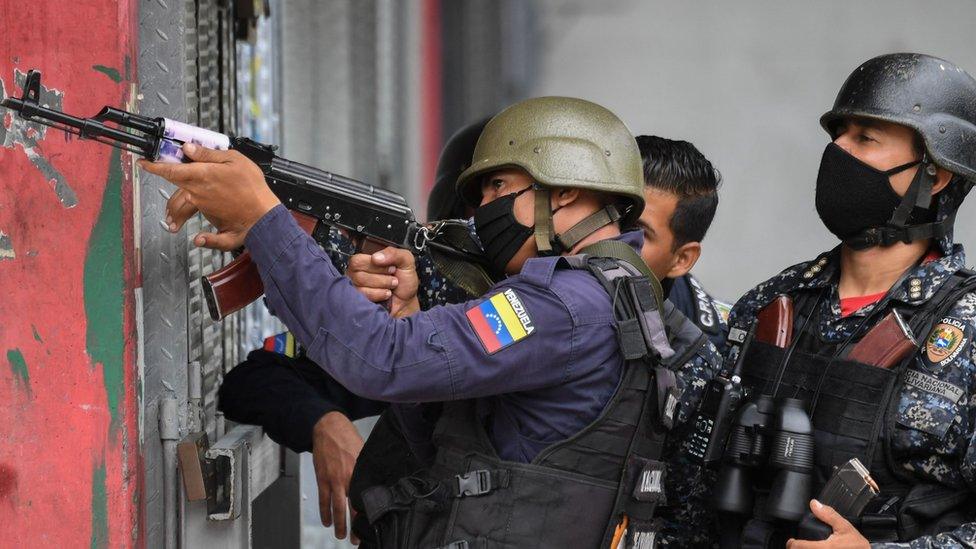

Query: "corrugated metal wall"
<box><xmin>139</xmin><ymin>1</ymin><xmax>296</xmax><ymax>547</ymax></box>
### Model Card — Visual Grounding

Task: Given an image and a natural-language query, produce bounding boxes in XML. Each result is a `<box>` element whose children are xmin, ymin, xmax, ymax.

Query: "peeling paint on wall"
<box><xmin>0</xmin><ymin>71</ymin><xmax>79</xmax><ymax>208</ymax></box>
<box><xmin>0</xmin><ymin>231</ymin><xmax>13</xmax><ymax>260</ymax></box>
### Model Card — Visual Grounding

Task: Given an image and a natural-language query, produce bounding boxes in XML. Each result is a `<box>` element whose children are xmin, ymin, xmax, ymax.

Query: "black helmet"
<box><xmin>821</xmin><ymin>53</ymin><xmax>976</xmax><ymax>181</ymax></box>
<box><xmin>427</xmin><ymin>117</ymin><xmax>491</xmax><ymax>222</ymax></box>
<box><xmin>820</xmin><ymin>53</ymin><xmax>976</xmax><ymax>252</ymax></box>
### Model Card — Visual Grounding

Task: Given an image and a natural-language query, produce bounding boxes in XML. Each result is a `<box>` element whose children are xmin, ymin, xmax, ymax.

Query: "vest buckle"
<box><xmin>455</xmin><ymin>469</ymin><xmax>492</xmax><ymax>497</ymax></box>
<box><xmin>435</xmin><ymin>541</ymin><xmax>469</xmax><ymax>549</ymax></box>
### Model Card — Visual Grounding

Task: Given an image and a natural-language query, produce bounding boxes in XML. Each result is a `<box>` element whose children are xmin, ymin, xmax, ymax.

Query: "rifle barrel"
<box><xmin>3</xmin><ymin>96</ymin><xmax>155</xmax><ymax>151</ymax></box>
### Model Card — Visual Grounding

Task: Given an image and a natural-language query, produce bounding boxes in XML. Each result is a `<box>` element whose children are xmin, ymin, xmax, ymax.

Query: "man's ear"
<box><xmin>553</xmin><ymin>187</ymin><xmax>580</xmax><ymax>207</ymax></box>
<box><xmin>931</xmin><ymin>166</ymin><xmax>954</xmax><ymax>195</ymax></box>
<box><xmin>666</xmin><ymin>241</ymin><xmax>702</xmax><ymax>279</ymax></box>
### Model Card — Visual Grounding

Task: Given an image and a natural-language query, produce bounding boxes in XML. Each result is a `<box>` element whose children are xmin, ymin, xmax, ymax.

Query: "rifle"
<box><xmin>3</xmin><ymin>70</ymin><xmax>486</xmax><ymax>320</ymax></box>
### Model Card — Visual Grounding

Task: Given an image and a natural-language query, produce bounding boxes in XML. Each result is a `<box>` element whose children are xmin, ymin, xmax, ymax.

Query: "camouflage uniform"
<box><xmin>318</xmin><ymin>225</ymin><xmax>475</xmax><ymax>310</ymax></box>
<box><xmin>727</xmin><ymin>244</ymin><xmax>976</xmax><ymax>548</ymax></box>
<box><xmin>316</xmin><ymin>226</ymin><xmax>722</xmax><ymax>547</ymax></box>
<box><xmin>658</xmin><ymin>338</ymin><xmax>723</xmax><ymax>548</ymax></box>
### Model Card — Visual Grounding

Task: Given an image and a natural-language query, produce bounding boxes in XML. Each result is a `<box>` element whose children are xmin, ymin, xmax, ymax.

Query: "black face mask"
<box><xmin>815</xmin><ymin>142</ymin><xmax>923</xmax><ymax>242</ymax></box>
<box><xmin>474</xmin><ymin>187</ymin><xmax>535</xmax><ymax>275</ymax></box>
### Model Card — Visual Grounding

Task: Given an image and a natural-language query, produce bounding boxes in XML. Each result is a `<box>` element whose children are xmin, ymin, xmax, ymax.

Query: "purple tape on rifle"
<box><xmin>157</xmin><ymin>118</ymin><xmax>231</xmax><ymax>163</ymax></box>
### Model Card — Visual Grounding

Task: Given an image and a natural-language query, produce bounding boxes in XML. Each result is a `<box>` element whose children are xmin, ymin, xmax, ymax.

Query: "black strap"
<box><xmin>889</xmin><ymin>159</ymin><xmax>936</xmax><ymax>228</ymax></box>
<box><xmin>360</xmin><ymin>476</ymin><xmax>446</xmax><ymax>524</ymax></box>
<box><xmin>845</xmin><ymin>159</ymin><xmax>949</xmax><ymax>250</ymax></box>
<box><xmin>433</xmin><ymin>542</ymin><xmax>469</xmax><ymax>549</ymax></box>
<box><xmin>845</xmin><ymin>216</ymin><xmax>955</xmax><ymax>250</ymax></box>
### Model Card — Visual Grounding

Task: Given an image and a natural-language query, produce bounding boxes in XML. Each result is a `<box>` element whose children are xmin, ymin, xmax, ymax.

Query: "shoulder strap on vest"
<box><xmin>562</xmin><ymin>251</ymin><xmax>710</xmax><ymax>541</ymax></box>
<box><xmin>578</xmin><ymin>254</ymin><xmax>675</xmax><ymax>360</ymax></box>
<box><xmin>660</xmin><ymin>300</ymin><xmax>709</xmax><ymax>368</ymax></box>
<box><xmin>579</xmin><ymin>239</ymin><xmax>663</xmax><ymax>303</ymax></box>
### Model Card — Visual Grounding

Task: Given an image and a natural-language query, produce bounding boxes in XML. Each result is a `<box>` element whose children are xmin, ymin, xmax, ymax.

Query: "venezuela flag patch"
<box><xmin>465</xmin><ymin>288</ymin><xmax>535</xmax><ymax>354</ymax></box>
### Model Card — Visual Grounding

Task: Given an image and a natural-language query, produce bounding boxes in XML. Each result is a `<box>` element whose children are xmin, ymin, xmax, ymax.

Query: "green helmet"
<box><xmin>456</xmin><ymin>97</ymin><xmax>645</xmax><ymax>228</ymax></box>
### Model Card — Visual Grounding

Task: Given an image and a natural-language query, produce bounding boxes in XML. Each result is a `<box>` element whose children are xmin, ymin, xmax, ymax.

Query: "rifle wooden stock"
<box><xmin>847</xmin><ymin>310</ymin><xmax>917</xmax><ymax>368</ymax></box>
<box><xmin>756</xmin><ymin>295</ymin><xmax>794</xmax><ymax>348</ymax></box>
<box><xmin>202</xmin><ymin>211</ymin><xmax>318</xmax><ymax>321</ymax></box>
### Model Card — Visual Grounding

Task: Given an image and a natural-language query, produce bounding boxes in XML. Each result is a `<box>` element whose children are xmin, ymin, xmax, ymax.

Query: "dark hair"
<box><xmin>635</xmin><ymin>135</ymin><xmax>721</xmax><ymax>248</ymax></box>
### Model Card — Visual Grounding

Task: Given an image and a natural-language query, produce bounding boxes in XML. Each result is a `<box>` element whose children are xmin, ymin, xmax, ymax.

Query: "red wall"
<box><xmin>0</xmin><ymin>1</ymin><xmax>141</xmax><ymax>546</ymax></box>
<box><xmin>421</xmin><ymin>0</ymin><xmax>442</xmax><ymax>198</ymax></box>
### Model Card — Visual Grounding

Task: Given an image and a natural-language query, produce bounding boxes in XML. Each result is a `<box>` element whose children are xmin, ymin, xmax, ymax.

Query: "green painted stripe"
<box><xmin>6</xmin><ymin>348</ymin><xmax>29</xmax><ymax>390</ymax></box>
<box><xmin>83</xmin><ymin>148</ymin><xmax>125</xmax><ymax>427</ymax></box>
<box><xmin>90</xmin><ymin>461</ymin><xmax>108</xmax><ymax>549</ymax></box>
<box><xmin>92</xmin><ymin>65</ymin><xmax>122</xmax><ymax>84</ymax></box>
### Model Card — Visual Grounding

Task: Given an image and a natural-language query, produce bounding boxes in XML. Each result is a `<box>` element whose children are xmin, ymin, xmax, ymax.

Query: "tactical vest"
<box><xmin>350</xmin><ymin>253</ymin><xmax>708</xmax><ymax>549</ymax></box>
<box><xmin>730</xmin><ymin>268</ymin><xmax>976</xmax><ymax>548</ymax></box>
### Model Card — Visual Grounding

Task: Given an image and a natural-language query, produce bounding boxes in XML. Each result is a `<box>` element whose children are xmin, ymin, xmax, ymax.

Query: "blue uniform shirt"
<box><xmin>248</xmin><ymin>204</ymin><xmax>632</xmax><ymax>462</ymax></box>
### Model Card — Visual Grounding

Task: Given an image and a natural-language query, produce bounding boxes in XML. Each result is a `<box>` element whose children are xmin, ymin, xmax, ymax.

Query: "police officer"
<box><xmin>721</xmin><ymin>53</ymin><xmax>976</xmax><ymax>548</ymax></box>
<box><xmin>426</xmin><ymin>117</ymin><xmax>491</xmax><ymax>222</ymax></box>
<box><xmin>635</xmin><ymin>135</ymin><xmax>729</xmax><ymax>352</ymax></box>
<box><xmin>218</xmin><ymin>118</ymin><xmax>493</xmax><ymax>541</ymax></box>
<box><xmin>219</xmin><ymin>119</ymin><xmax>725</xmax><ymax>546</ymax></box>
<box><xmin>144</xmin><ymin>96</ymin><xmax>721</xmax><ymax>547</ymax></box>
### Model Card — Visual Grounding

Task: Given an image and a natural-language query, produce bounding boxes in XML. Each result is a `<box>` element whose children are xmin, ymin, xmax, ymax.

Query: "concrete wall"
<box><xmin>530</xmin><ymin>0</ymin><xmax>976</xmax><ymax>302</ymax></box>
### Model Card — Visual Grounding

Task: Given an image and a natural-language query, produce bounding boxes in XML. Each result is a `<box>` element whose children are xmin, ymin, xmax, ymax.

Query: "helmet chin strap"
<box><xmin>844</xmin><ymin>157</ymin><xmax>952</xmax><ymax>250</ymax></box>
<box><xmin>532</xmin><ymin>185</ymin><xmax>621</xmax><ymax>256</ymax></box>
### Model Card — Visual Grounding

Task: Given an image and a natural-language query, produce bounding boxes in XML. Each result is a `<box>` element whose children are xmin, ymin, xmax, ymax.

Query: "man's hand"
<box><xmin>787</xmin><ymin>500</ymin><xmax>870</xmax><ymax>549</ymax></box>
<box><xmin>312</xmin><ymin>411</ymin><xmax>364</xmax><ymax>543</ymax></box>
<box><xmin>163</xmin><ymin>187</ymin><xmax>199</xmax><ymax>233</ymax></box>
<box><xmin>138</xmin><ymin>143</ymin><xmax>281</xmax><ymax>251</ymax></box>
<box><xmin>348</xmin><ymin>246</ymin><xmax>421</xmax><ymax>318</ymax></box>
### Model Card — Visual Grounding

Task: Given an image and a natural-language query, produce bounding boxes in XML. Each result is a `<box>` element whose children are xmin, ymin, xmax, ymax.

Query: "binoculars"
<box><xmin>714</xmin><ymin>395</ymin><xmax>814</xmax><ymax>522</ymax></box>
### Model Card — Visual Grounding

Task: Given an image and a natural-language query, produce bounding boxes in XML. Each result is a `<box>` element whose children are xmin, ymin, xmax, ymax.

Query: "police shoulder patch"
<box><xmin>465</xmin><ymin>288</ymin><xmax>535</xmax><ymax>354</ymax></box>
<box><xmin>924</xmin><ymin>317</ymin><xmax>970</xmax><ymax>368</ymax></box>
